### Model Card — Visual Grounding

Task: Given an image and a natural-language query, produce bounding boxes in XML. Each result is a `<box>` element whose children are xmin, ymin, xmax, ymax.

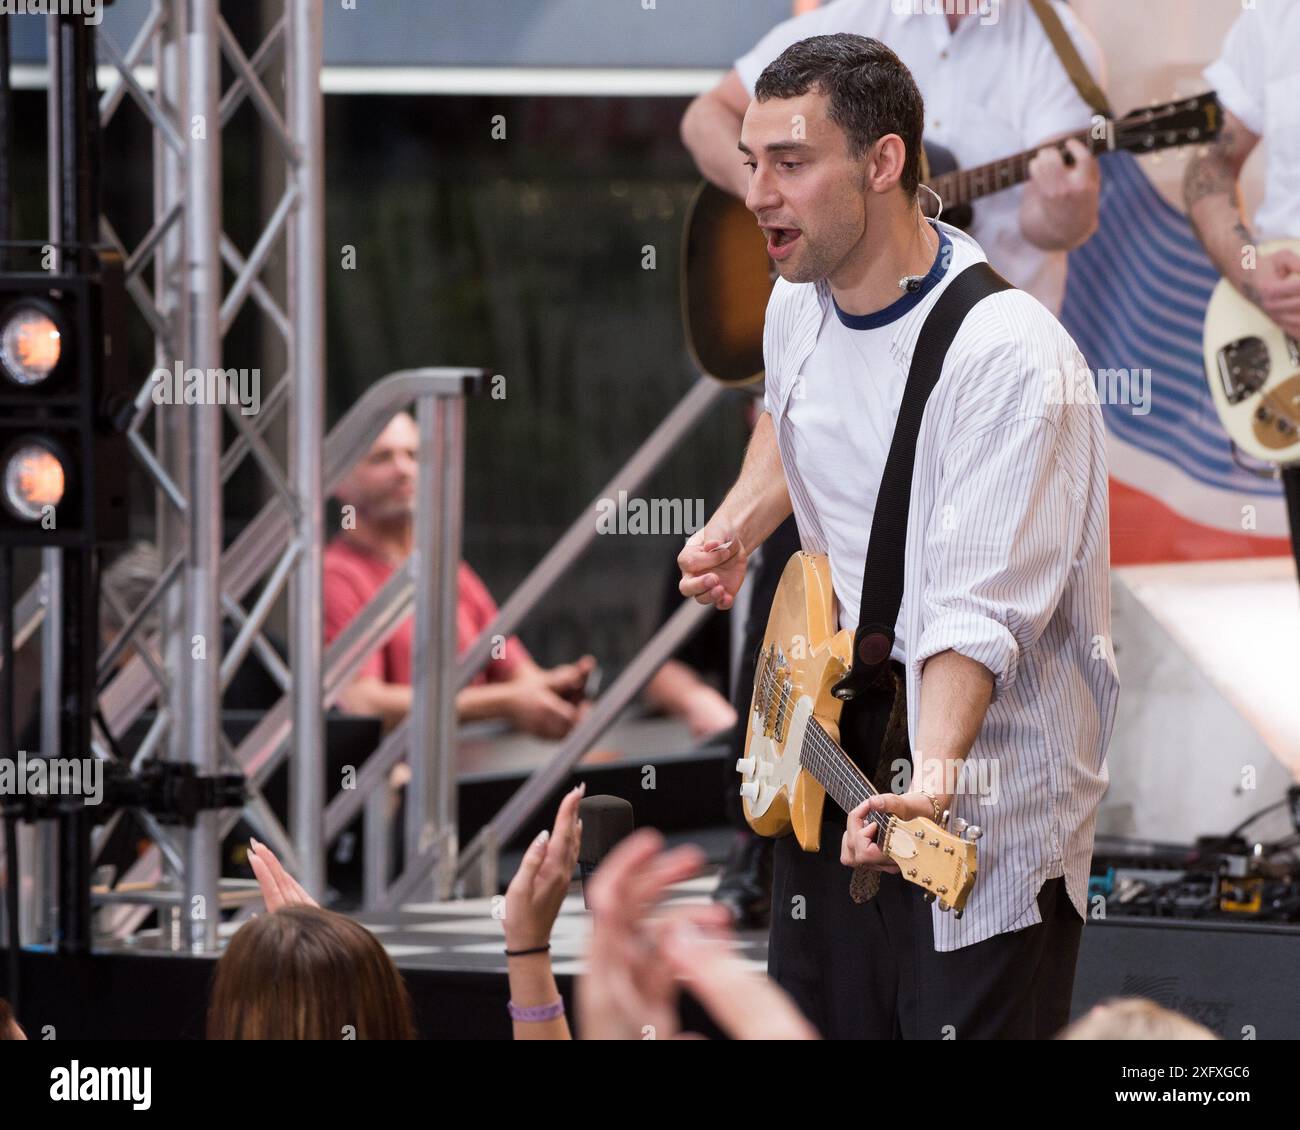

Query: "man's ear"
<box><xmin>865</xmin><ymin>133</ymin><xmax>908</xmax><ymax>195</ymax></box>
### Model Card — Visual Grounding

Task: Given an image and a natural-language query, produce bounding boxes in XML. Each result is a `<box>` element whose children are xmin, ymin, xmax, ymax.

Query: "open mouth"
<box><xmin>765</xmin><ymin>226</ymin><xmax>802</xmax><ymax>258</ymax></box>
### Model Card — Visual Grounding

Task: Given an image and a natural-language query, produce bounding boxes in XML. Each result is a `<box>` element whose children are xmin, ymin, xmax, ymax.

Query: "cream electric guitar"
<box><xmin>736</xmin><ymin>552</ymin><xmax>979</xmax><ymax>915</ymax></box>
<box><xmin>1202</xmin><ymin>238</ymin><xmax>1300</xmax><ymax>467</ymax></box>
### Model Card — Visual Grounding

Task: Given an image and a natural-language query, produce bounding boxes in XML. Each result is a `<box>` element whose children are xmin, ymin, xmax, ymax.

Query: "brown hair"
<box><xmin>0</xmin><ymin>997</ymin><xmax>17</xmax><ymax>1040</ymax></box>
<box><xmin>207</xmin><ymin>906</ymin><xmax>417</xmax><ymax>1040</ymax></box>
<box><xmin>755</xmin><ymin>34</ymin><xmax>925</xmax><ymax>196</ymax></box>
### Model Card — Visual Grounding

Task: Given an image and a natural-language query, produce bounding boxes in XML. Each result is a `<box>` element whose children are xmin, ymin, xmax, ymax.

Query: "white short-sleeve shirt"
<box><xmin>735</xmin><ymin>0</ymin><xmax>1107</xmax><ymax>314</ymax></box>
<box><xmin>1203</xmin><ymin>0</ymin><xmax>1300</xmax><ymax>241</ymax></box>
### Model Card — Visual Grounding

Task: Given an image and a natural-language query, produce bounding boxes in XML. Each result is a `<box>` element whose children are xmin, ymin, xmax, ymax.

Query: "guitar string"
<box><xmin>751</xmin><ymin>659</ymin><xmax>974</xmax><ymax>890</ymax></box>
<box><xmin>751</xmin><ymin>658</ymin><xmax>892</xmax><ymax>835</ymax></box>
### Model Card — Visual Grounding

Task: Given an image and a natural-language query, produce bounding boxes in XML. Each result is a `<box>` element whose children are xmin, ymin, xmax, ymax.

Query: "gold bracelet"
<box><xmin>918</xmin><ymin>789</ymin><xmax>943</xmax><ymax>824</ymax></box>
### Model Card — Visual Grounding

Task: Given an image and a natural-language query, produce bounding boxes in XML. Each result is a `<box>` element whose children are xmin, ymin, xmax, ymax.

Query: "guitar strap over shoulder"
<box><xmin>830</xmin><ymin>261</ymin><xmax>1013</xmax><ymax>708</ymax></box>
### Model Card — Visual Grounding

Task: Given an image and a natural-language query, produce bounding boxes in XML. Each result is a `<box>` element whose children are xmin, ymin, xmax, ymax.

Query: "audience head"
<box><xmin>334</xmin><ymin>411</ymin><xmax>419</xmax><ymax>528</ymax></box>
<box><xmin>207</xmin><ymin>905</ymin><xmax>416</xmax><ymax>1040</ymax></box>
<box><xmin>1059</xmin><ymin>997</ymin><xmax>1219</xmax><ymax>1040</ymax></box>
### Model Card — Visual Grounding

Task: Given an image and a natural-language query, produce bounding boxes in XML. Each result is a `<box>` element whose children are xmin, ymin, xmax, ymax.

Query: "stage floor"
<box><xmin>111</xmin><ymin>868</ymin><xmax>770</xmax><ymax>976</ymax></box>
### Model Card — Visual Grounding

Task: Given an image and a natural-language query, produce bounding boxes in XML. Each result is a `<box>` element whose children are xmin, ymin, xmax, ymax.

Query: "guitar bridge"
<box><xmin>754</xmin><ymin>643</ymin><xmax>792</xmax><ymax>742</ymax></box>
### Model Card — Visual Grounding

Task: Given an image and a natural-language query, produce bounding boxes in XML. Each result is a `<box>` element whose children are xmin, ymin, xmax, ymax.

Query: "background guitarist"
<box><xmin>1184</xmin><ymin>1</ymin><xmax>1300</xmax><ymax>571</ymax></box>
<box><xmin>680</xmin><ymin>0</ymin><xmax>1107</xmax><ymax>317</ymax></box>
<box><xmin>677</xmin><ymin>34</ymin><xmax>1118</xmax><ymax>1039</ymax></box>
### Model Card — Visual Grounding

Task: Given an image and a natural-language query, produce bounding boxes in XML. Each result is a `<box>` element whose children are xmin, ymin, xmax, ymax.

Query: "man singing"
<box><xmin>678</xmin><ymin>34</ymin><xmax>1118</xmax><ymax>1039</ymax></box>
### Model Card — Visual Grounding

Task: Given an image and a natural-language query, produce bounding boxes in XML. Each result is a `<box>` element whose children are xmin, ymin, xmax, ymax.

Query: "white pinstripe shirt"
<box><xmin>763</xmin><ymin>222</ymin><xmax>1120</xmax><ymax>951</ymax></box>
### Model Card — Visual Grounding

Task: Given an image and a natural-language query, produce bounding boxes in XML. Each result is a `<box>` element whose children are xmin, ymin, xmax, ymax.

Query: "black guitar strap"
<box><xmin>830</xmin><ymin>261</ymin><xmax>1014</xmax><ymax>705</ymax></box>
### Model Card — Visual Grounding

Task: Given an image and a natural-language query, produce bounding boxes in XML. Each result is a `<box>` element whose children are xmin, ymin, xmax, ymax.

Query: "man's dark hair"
<box><xmin>754</xmin><ymin>33</ymin><xmax>925</xmax><ymax>195</ymax></box>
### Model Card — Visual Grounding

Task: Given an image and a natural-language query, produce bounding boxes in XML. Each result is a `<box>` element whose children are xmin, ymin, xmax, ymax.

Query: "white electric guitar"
<box><xmin>1202</xmin><ymin>238</ymin><xmax>1300</xmax><ymax>467</ymax></box>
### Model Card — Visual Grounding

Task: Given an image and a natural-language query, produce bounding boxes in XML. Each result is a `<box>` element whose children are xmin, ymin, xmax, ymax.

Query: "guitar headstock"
<box><xmin>1113</xmin><ymin>90</ymin><xmax>1220</xmax><ymax>155</ymax></box>
<box><xmin>883</xmin><ymin>815</ymin><xmax>979</xmax><ymax>914</ymax></box>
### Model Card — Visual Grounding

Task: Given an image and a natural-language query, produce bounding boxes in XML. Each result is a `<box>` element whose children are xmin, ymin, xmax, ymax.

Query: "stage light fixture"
<box><xmin>0</xmin><ymin>249</ymin><xmax>131</xmax><ymax>545</ymax></box>
<box><xmin>0</xmin><ymin>300</ymin><xmax>65</xmax><ymax>387</ymax></box>
<box><xmin>2</xmin><ymin>439</ymin><xmax>67</xmax><ymax>522</ymax></box>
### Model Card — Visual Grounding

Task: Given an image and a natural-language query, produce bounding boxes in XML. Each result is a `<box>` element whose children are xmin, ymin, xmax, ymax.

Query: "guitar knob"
<box><xmin>740</xmin><ymin>781</ymin><xmax>760</xmax><ymax>802</ymax></box>
<box><xmin>735</xmin><ymin>757</ymin><xmax>756</xmax><ymax>776</ymax></box>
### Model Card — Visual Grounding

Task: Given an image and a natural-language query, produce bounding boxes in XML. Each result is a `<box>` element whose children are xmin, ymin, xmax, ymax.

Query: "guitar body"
<box><xmin>738</xmin><ymin>552</ymin><xmax>981</xmax><ymax>913</ymax></box>
<box><xmin>1202</xmin><ymin>238</ymin><xmax>1300</xmax><ymax>467</ymax></box>
<box><xmin>739</xmin><ymin>552</ymin><xmax>853</xmax><ymax>850</ymax></box>
<box><xmin>680</xmin><ymin>180</ymin><xmax>772</xmax><ymax>388</ymax></box>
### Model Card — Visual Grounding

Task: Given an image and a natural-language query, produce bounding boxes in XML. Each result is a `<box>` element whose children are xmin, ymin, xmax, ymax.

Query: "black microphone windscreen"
<box><xmin>578</xmin><ymin>795</ymin><xmax>634</xmax><ymax>867</ymax></box>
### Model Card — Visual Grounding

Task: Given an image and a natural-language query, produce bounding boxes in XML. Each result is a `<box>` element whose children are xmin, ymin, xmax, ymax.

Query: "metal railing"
<box><xmin>92</xmin><ymin>368</ymin><xmax>482</xmax><ymax>935</ymax></box>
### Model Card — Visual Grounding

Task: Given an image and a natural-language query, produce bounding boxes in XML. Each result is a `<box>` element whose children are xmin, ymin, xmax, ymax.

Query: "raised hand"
<box><xmin>247</xmin><ymin>836</ymin><xmax>319</xmax><ymax>912</ymax></box>
<box><xmin>504</xmin><ymin>783</ymin><xmax>584</xmax><ymax>951</ymax></box>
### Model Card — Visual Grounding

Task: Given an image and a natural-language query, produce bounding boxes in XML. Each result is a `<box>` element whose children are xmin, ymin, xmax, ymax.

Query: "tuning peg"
<box><xmin>735</xmin><ymin>757</ymin><xmax>756</xmax><ymax>776</ymax></box>
<box><xmin>922</xmin><ymin>892</ymin><xmax>936</xmax><ymax>904</ymax></box>
<box><xmin>938</xmin><ymin>902</ymin><xmax>951</xmax><ymax>913</ymax></box>
<box><xmin>740</xmin><ymin>781</ymin><xmax>760</xmax><ymax>802</ymax></box>
<box><xmin>964</xmin><ymin>824</ymin><xmax>983</xmax><ymax>842</ymax></box>
<box><xmin>953</xmin><ymin>816</ymin><xmax>968</xmax><ymax>836</ymax></box>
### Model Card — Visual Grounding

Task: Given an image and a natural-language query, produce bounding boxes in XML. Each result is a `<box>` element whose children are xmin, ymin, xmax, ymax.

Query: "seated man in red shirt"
<box><xmin>324</xmin><ymin>412</ymin><xmax>595</xmax><ymax>739</ymax></box>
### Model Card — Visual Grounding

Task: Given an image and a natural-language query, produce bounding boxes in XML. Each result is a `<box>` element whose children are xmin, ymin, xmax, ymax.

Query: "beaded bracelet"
<box><xmin>508</xmin><ymin>998</ymin><xmax>565</xmax><ymax>1023</ymax></box>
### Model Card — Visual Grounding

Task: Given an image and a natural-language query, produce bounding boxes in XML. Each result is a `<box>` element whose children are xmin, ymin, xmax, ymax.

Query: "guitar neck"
<box><xmin>929</xmin><ymin>126</ymin><xmax>1096</xmax><ymax>209</ymax></box>
<box><xmin>798</xmin><ymin>716</ymin><xmax>878</xmax><ymax>815</ymax></box>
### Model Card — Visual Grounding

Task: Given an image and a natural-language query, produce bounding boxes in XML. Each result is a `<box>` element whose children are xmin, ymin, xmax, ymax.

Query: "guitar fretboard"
<box><xmin>798</xmin><ymin>716</ymin><xmax>878</xmax><ymax>819</ymax></box>
<box><xmin>929</xmin><ymin>126</ymin><xmax>1095</xmax><ymax>209</ymax></box>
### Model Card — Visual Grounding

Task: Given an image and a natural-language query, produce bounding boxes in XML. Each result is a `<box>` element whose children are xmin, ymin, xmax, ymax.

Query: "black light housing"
<box><xmin>0</xmin><ymin>245</ymin><xmax>131</xmax><ymax>547</ymax></box>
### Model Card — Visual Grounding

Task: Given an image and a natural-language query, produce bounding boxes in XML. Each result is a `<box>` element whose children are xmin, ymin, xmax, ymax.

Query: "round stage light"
<box><xmin>2</xmin><ymin>441</ymin><xmax>67</xmax><ymax>522</ymax></box>
<box><xmin>0</xmin><ymin>303</ymin><xmax>64</xmax><ymax>386</ymax></box>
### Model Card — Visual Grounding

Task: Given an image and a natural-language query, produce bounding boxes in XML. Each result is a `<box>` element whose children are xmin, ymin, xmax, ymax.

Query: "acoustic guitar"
<box><xmin>735</xmin><ymin>551</ymin><xmax>979</xmax><ymax>915</ymax></box>
<box><xmin>1201</xmin><ymin>239</ymin><xmax>1300</xmax><ymax>467</ymax></box>
<box><xmin>683</xmin><ymin>91</ymin><xmax>1222</xmax><ymax>388</ymax></box>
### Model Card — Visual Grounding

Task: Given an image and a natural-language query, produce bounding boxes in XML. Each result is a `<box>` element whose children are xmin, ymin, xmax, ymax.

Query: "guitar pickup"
<box><xmin>1216</xmin><ymin>335</ymin><xmax>1270</xmax><ymax>404</ymax></box>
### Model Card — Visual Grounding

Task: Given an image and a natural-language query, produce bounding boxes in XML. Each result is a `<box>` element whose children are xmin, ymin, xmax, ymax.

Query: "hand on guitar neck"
<box><xmin>678</xmin><ymin>527</ymin><xmax>748</xmax><ymax>611</ymax></box>
<box><xmin>841</xmin><ymin>792</ymin><xmax>938</xmax><ymax>873</ymax></box>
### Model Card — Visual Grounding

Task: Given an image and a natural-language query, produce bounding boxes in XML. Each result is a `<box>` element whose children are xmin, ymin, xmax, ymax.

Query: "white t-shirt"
<box><xmin>734</xmin><ymin>0</ymin><xmax>1107</xmax><ymax>314</ymax></box>
<box><xmin>778</xmin><ymin>224</ymin><xmax>981</xmax><ymax>661</ymax></box>
<box><xmin>1204</xmin><ymin>0</ymin><xmax>1300</xmax><ymax>241</ymax></box>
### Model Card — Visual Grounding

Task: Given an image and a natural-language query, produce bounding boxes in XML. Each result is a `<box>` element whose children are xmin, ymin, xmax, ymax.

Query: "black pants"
<box><xmin>766</xmin><ymin>687</ymin><xmax>1084</xmax><ymax>1039</ymax></box>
